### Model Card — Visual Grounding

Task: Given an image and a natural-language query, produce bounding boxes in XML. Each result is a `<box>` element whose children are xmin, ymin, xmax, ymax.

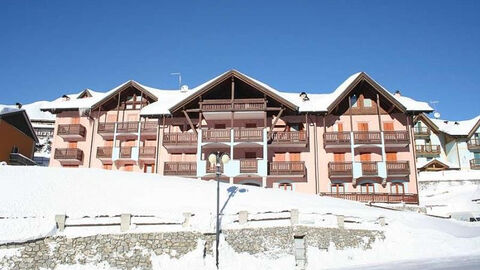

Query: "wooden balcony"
<box><xmin>328</xmin><ymin>162</ymin><xmax>353</xmax><ymax>178</ymax></box>
<box><xmin>139</xmin><ymin>146</ymin><xmax>156</xmax><ymax>160</ymax></box>
<box><xmin>467</xmin><ymin>139</ymin><xmax>480</xmax><ymax>151</ymax></box>
<box><xmin>384</xmin><ymin>131</ymin><xmax>409</xmax><ymax>146</ymax></box>
<box><xmin>353</xmin><ymin>131</ymin><xmax>382</xmax><ymax>144</ymax></box>
<box><xmin>323</xmin><ymin>132</ymin><xmax>351</xmax><ymax>148</ymax></box>
<box><xmin>348</xmin><ymin>106</ymin><xmax>378</xmax><ymax>115</ymax></box>
<box><xmin>415</xmin><ymin>144</ymin><xmax>441</xmax><ymax>155</ymax></box>
<box><xmin>119</xmin><ymin>147</ymin><xmax>133</xmax><ymax>159</ymax></box>
<box><xmin>206</xmin><ymin>162</ymin><xmax>224</xmax><ymax>174</ymax></box>
<box><xmin>57</xmin><ymin>124</ymin><xmax>86</xmax><ymax>141</ymax></box>
<box><xmin>414</xmin><ymin>126</ymin><xmax>430</xmax><ymax>137</ymax></box>
<box><xmin>163</xmin><ymin>132</ymin><xmax>197</xmax><ymax>149</ymax></box>
<box><xmin>116</xmin><ymin>122</ymin><xmax>139</xmax><ymax>139</ymax></box>
<box><xmin>97</xmin><ymin>122</ymin><xmax>115</xmax><ymax>139</ymax></box>
<box><xmin>269</xmin><ymin>161</ymin><xmax>306</xmax><ymax>176</ymax></box>
<box><xmin>140</xmin><ymin>121</ymin><xmax>158</xmax><ymax>139</ymax></box>
<box><xmin>54</xmin><ymin>148</ymin><xmax>83</xmax><ymax>165</ymax></box>
<box><xmin>319</xmin><ymin>192</ymin><xmax>419</xmax><ymax>204</ymax></box>
<box><xmin>270</xmin><ymin>131</ymin><xmax>307</xmax><ymax>147</ymax></box>
<box><xmin>361</xmin><ymin>162</ymin><xmax>378</xmax><ymax>175</ymax></box>
<box><xmin>96</xmin><ymin>147</ymin><xmax>112</xmax><ymax>163</ymax></box>
<box><xmin>164</xmin><ymin>162</ymin><xmax>197</xmax><ymax>176</ymax></box>
<box><xmin>202</xmin><ymin>129</ymin><xmax>231</xmax><ymax>143</ymax></box>
<box><xmin>234</xmin><ymin>128</ymin><xmax>263</xmax><ymax>142</ymax></box>
<box><xmin>200</xmin><ymin>98</ymin><xmax>266</xmax><ymax>112</ymax></box>
<box><xmin>470</xmin><ymin>159</ymin><xmax>480</xmax><ymax>170</ymax></box>
<box><xmin>240</xmin><ymin>159</ymin><xmax>258</xmax><ymax>173</ymax></box>
<box><xmin>386</xmin><ymin>161</ymin><xmax>410</xmax><ymax>176</ymax></box>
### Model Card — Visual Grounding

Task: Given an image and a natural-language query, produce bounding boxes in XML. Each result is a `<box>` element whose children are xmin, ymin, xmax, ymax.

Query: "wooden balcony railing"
<box><xmin>202</xmin><ymin>129</ymin><xmax>231</xmax><ymax>142</ymax></box>
<box><xmin>349</xmin><ymin>106</ymin><xmax>378</xmax><ymax>115</ymax></box>
<box><xmin>324</xmin><ymin>132</ymin><xmax>351</xmax><ymax>146</ymax></box>
<box><xmin>386</xmin><ymin>161</ymin><xmax>410</xmax><ymax>175</ymax></box>
<box><xmin>470</xmin><ymin>159</ymin><xmax>480</xmax><ymax>170</ymax></box>
<box><xmin>328</xmin><ymin>162</ymin><xmax>353</xmax><ymax>177</ymax></box>
<box><xmin>270</xmin><ymin>131</ymin><xmax>307</xmax><ymax>144</ymax></box>
<box><xmin>96</xmin><ymin>147</ymin><xmax>112</xmax><ymax>159</ymax></box>
<box><xmin>97</xmin><ymin>122</ymin><xmax>115</xmax><ymax>134</ymax></box>
<box><xmin>361</xmin><ymin>162</ymin><xmax>378</xmax><ymax>175</ymax></box>
<box><xmin>141</xmin><ymin>121</ymin><xmax>158</xmax><ymax>133</ymax></box>
<box><xmin>384</xmin><ymin>131</ymin><xmax>409</xmax><ymax>144</ymax></box>
<box><xmin>163</xmin><ymin>132</ymin><xmax>197</xmax><ymax>145</ymax></box>
<box><xmin>467</xmin><ymin>138</ymin><xmax>480</xmax><ymax>151</ymax></box>
<box><xmin>54</xmin><ymin>148</ymin><xmax>83</xmax><ymax>161</ymax></box>
<box><xmin>415</xmin><ymin>144</ymin><xmax>441</xmax><ymax>155</ymax></box>
<box><xmin>353</xmin><ymin>132</ymin><xmax>382</xmax><ymax>144</ymax></box>
<box><xmin>320</xmin><ymin>192</ymin><xmax>419</xmax><ymax>204</ymax></box>
<box><xmin>414</xmin><ymin>126</ymin><xmax>430</xmax><ymax>136</ymax></box>
<box><xmin>139</xmin><ymin>146</ymin><xmax>156</xmax><ymax>159</ymax></box>
<box><xmin>119</xmin><ymin>147</ymin><xmax>133</xmax><ymax>159</ymax></box>
<box><xmin>200</xmin><ymin>98</ymin><xmax>266</xmax><ymax>111</ymax></box>
<box><xmin>206</xmin><ymin>161</ymin><xmax>224</xmax><ymax>173</ymax></box>
<box><xmin>57</xmin><ymin>124</ymin><xmax>86</xmax><ymax>138</ymax></box>
<box><xmin>269</xmin><ymin>161</ymin><xmax>305</xmax><ymax>175</ymax></box>
<box><xmin>234</xmin><ymin>128</ymin><xmax>263</xmax><ymax>142</ymax></box>
<box><xmin>117</xmin><ymin>122</ymin><xmax>139</xmax><ymax>133</ymax></box>
<box><xmin>164</xmin><ymin>162</ymin><xmax>197</xmax><ymax>176</ymax></box>
<box><xmin>240</xmin><ymin>159</ymin><xmax>258</xmax><ymax>173</ymax></box>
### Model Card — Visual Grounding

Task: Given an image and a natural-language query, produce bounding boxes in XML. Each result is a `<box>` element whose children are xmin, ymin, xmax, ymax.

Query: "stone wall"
<box><xmin>0</xmin><ymin>227</ymin><xmax>384</xmax><ymax>270</ymax></box>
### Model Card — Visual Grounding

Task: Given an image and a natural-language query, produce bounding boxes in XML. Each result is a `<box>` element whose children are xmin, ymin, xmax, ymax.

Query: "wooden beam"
<box><xmin>376</xmin><ymin>93</ymin><xmax>382</xmax><ymax>131</ymax></box>
<box><xmin>183</xmin><ymin>110</ymin><xmax>197</xmax><ymax>135</ymax></box>
<box><xmin>348</xmin><ymin>94</ymin><xmax>353</xmax><ymax>131</ymax></box>
<box><xmin>231</xmin><ymin>76</ymin><xmax>235</xmax><ymax>101</ymax></box>
<box><xmin>271</xmin><ymin>107</ymin><xmax>285</xmax><ymax>130</ymax></box>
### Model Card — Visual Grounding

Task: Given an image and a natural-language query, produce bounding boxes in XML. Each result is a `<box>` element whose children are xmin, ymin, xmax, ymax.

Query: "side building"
<box><xmin>42</xmin><ymin>70</ymin><xmax>432</xmax><ymax>203</ymax></box>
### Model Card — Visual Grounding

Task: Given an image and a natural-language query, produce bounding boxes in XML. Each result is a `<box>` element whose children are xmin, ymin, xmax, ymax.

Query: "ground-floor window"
<box><xmin>279</xmin><ymin>183</ymin><xmax>293</xmax><ymax>190</ymax></box>
<box><xmin>331</xmin><ymin>183</ymin><xmax>345</xmax><ymax>194</ymax></box>
<box><xmin>360</xmin><ymin>183</ymin><xmax>375</xmax><ymax>194</ymax></box>
<box><xmin>390</xmin><ymin>182</ymin><xmax>405</xmax><ymax>194</ymax></box>
<box><xmin>144</xmin><ymin>164</ymin><xmax>154</xmax><ymax>173</ymax></box>
<box><xmin>102</xmin><ymin>164</ymin><xmax>112</xmax><ymax>170</ymax></box>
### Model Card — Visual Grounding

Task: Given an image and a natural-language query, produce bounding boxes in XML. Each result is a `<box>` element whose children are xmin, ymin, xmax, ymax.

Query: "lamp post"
<box><xmin>208</xmin><ymin>151</ymin><xmax>230</xmax><ymax>269</ymax></box>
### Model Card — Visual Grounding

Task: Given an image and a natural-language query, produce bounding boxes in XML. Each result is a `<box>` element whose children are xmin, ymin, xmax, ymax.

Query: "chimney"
<box><xmin>15</xmin><ymin>102</ymin><xmax>22</xmax><ymax>109</ymax></box>
<box><xmin>394</xmin><ymin>90</ymin><xmax>401</xmax><ymax>97</ymax></box>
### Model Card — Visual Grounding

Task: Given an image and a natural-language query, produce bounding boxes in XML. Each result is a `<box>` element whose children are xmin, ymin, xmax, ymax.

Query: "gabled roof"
<box><xmin>417</xmin><ymin>159</ymin><xmax>457</xmax><ymax>171</ymax></box>
<box><xmin>414</xmin><ymin>113</ymin><xmax>440</xmax><ymax>133</ymax></box>
<box><xmin>0</xmin><ymin>109</ymin><xmax>38</xmax><ymax>143</ymax></box>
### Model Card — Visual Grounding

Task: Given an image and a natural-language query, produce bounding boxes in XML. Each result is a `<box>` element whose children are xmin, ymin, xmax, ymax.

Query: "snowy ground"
<box><xmin>1</xmin><ymin>166</ymin><xmax>480</xmax><ymax>269</ymax></box>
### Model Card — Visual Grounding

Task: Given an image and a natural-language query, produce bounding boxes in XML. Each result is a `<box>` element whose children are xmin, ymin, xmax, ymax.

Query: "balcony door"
<box><xmin>358</xmin><ymin>123</ymin><xmax>369</xmax><ymax>132</ymax></box>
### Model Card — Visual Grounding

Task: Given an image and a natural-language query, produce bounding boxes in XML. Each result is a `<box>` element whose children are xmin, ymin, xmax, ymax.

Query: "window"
<box><xmin>360</xmin><ymin>183</ymin><xmax>375</xmax><ymax>194</ymax></box>
<box><xmin>331</xmin><ymin>183</ymin><xmax>345</xmax><ymax>194</ymax></box>
<box><xmin>103</xmin><ymin>164</ymin><xmax>112</xmax><ymax>170</ymax></box>
<box><xmin>144</xmin><ymin>164</ymin><xmax>154</xmax><ymax>173</ymax></box>
<box><xmin>245</xmin><ymin>152</ymin><xmax>257</xmax><ymax>159</ymax></box>
<box><xmin>351</xmin><ymin>95</ymin><xmax>358</xmax><ymax>107</ymax></box>
<box><xmin>214</xmin><ymin>124</ymin><xmax>226</xmax><ymax>129</ymax></box>
<box><xmin>363</xmin><ymin>98</ymin><xmax>372</xmax><ymax>107</ymax></box>
<box><xmin>391</xmin><ymin>182</ymin><xmax>404</xmax><ymax>194</ymax></box>
<box><xmin>245</xmin><ymin>123</ymin><xmax>257</xmax><ymax>128</ymax></box>
<box><xmin>279</xmin><ymin>183</ymin><xmax>293</xmax><ymax>190</ymax></box>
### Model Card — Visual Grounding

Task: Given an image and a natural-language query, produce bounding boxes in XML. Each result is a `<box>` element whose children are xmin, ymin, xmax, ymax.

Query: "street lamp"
<box><xmin>208</xmin><ymin>151</ymin><xmax>230</xmax><ymax>269</ymax></box>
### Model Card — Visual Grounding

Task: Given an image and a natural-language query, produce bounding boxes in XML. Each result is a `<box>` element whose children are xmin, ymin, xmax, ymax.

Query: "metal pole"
<box><xmin>215</xmin><ymin>152</ymin><xmax>220</xmax><ymax>269</ymax></box>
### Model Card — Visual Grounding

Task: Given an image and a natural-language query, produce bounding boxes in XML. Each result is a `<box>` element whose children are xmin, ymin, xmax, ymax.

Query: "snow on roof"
<box><xmin>419</xmin><ymin>170</ymin><xmax>480</xmax><ymax>181</ymax></box>
<box><xmin>0</xmin><ymin>101</ymin><xmax>55</xmax><ymax>121</ymax></box>
<box><xmin>430</xmin><ymin>115</ymin><xmax>480</xmax><ymax>136</ymax></box>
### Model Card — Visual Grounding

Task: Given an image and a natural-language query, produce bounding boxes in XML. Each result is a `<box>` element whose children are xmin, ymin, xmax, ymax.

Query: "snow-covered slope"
<box><xmin>1</xmin><ymin>166</ymin><xmax>480</xmax><ymax>269</ymax></box>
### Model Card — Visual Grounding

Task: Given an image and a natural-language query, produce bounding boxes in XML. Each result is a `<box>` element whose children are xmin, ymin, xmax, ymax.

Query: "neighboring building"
<box><xmin>414</xmin><ymin>114</ymin><xmax>480</xmax><ymax>171</ymax></box>
<box><xmin>0</xmin><ymin>109</ymin><xmax>38</xmax><ymax>165</ymax></box>
<box><xmin>42</xmin><ymin>70</ymin><xmax>433</xmax><ymax>203</ymax></box>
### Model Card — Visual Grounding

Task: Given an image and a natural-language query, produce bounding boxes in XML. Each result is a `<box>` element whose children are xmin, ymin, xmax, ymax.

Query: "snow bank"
<box><xmin>419</xmin><ymin>170</ymin><xmax>480</xmax><ymax>181</ymax></box>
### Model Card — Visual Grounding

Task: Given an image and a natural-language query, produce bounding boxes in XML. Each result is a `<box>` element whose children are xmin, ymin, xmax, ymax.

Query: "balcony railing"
<box><xmin>54</xmin><ymin>148</ymin><xmax>83</xmax><ymax>162</ymax></box>
<box><xmin>163</xmin><ymin>132</ymin><xmax>198</xmax><ymax>145</ymax></box>
<box><xmin>240</xmin><ymin>159</ymin><xmax>258</xmax><ymax>173</ymax></box>
<box><xmin>415</xmin><ymin>144</ymin><xmax>441</xmax><ymax>155</ymax></box>
<box><xmin>328</xmin><ymin>162</ymin><xmax>353</xmax><ymax>177</ymax></box>
<box><xmin>319</xmin><ymin>192</ymin><xmax>418</xmax><ymax>204</ymax></box>
<box><xmin>361</xmin><ymin>162</ymin><xmax>378</xmax><ymax>175</ymax></box>
<box><xmin>353</xmin><ymin>132</ymin><xmax>382</xmax><ymax>144</ymax></box>
<box><xmin>96</xmin><ymin>147</ymin><xmax>112</xmax><ymax>159</ymax></box>
<box><xmin>386</xmin><ymin>161</ymin><xmax>410</xmax><ymax>175</ymax></box>
<box><xmin>119</xmin><ymin>147</ymin><xmax>133</xmax><ymax>159</ymax></box>
<box><xmin>270</xmin><ymin>131</ymin><xmax>307</xmax><ymax>144</ymax></box>
<box><xmin>467</xmin><ymin>138</ymin><xmax>480</xmax><ymax>151</ymax></box>
<box><xmin>164</xmin><ymin>162</ymin><xmax>197</xmax><ymax>176</ymax></box>
<box><xmin>141</xmin><ymin>121</ymin><xmax>157</xmax><ymax>133</ymax></box>
<box><xmin>57</xmin><ymin>124</ymin><xmax>86</xmax><ymax>139</ymax></box>
<box><xmin>202</xmin><ymin>129</ymin><xmax>231</xmax><ymax>142</ymax></box>
<box><xmin>98</xmin><ymin>122</ymin><xmax>115</xmax><ymax>134</ymax></box>
<box><xmin>206</xmin><ymin>161</ymin><xmax>224</xmax><ymax>173</ymax></box>
<box><xmin>117</xmin><ymin>122</ymin><xmax>139</xmax><ymax>133</ymax></box>
<box><xmin>384</xmin><ymin>131</ymin><xmax>409</xmax><ymax>144</ymax></box>
<box><xmin>324</xmin><ymin>132</ymin><xmax>351</xmax><ymax>146</ymax></box>
<box><xmin>234</xmin><ymin>128</ymin><xmax>263</xmax><ymax>142</ymax></box>
<box><xmin>139</xmin><ymin>146</ymin><xmax>156</xmax><ymax>159</ymax></box>
<box><xmin>470</xmin><ymin>159</ymin><xmax>480</xmax><ymax>170</ymax></box>
<box><xmin>269</xmin><ymin>161</ymin><xmax>305</xmax><ymax>176</ymax></box>
<box><xmin>200</xmin><ymin>98</ymin><xmax>266</xmax><ymax>112</ymax></box>
<box><xmin>414</xmin><ymin>126</ymin><xmax>430</xmax><ymax>136</ymax></box>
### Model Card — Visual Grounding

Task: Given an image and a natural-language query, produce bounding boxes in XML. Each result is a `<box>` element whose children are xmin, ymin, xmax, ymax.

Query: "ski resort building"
<box><xmin>414</xmin><ymin>114</ymin><xmax>480</xmax><ymax>171</ymax></box>
<box><xmin>42</xmin><ymin>70</ymin><xmax>434</xmax><ymax>203</ymax></box>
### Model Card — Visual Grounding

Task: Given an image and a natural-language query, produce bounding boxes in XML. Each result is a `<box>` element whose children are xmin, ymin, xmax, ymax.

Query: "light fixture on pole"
<box><xmin>208</xmin><ymin>151</ymin><xmax>230</xmax><ymax>269</ymax></box>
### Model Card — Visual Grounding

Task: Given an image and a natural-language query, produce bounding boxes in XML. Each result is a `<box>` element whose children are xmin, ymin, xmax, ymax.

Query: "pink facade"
<box><xmin>45</xmin><ymin>71</ymin><xmax>428</xmax><ymax>204</ymax></box>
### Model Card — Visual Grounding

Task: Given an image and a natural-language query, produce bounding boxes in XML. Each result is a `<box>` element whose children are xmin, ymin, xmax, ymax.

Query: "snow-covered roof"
<box><xmin>41</xmin><ymin>70</ymin><xmax>433</xmax><ymax>116</ymax></box>
<box><xmin>430</xmin><ymin>115</ymin><xmax>480</xmax><ymax>137</ymax></box>
<box><xmin>0</xmin><ymin>101</ymin><xmax>55</xmax><ymax>122</ymax></box>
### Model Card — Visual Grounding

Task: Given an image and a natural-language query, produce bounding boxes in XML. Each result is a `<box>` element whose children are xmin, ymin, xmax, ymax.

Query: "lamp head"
<box><xmin>208</xmin><ymin>153</ymin><xmax>217</xmax><ymax>164</ymax></box>
<box><xmin>221</xmin><ymin>154</ymin><xmax>230</xmax><ymax>164</ymax></box>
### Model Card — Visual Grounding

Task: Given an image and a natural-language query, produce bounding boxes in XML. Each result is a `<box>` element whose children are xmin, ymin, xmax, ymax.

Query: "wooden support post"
<box><xmin>376</xmin><ymin>93</ymin><xmax>382</xmax><ymax>131</ymax></box>
<box><xmin>116</xmin><ymin>92</ymin><xmax>121</xmax><ymax>122</ymax></box>
<box><xmin>231</xmin><ymin>76</ymin><xmax>235</xmax><ymax>101</ymax></box>
<box><xmin>271</xmin><ymin>108</ymin><xmax>285</xmax><ymax>130</ymax></box>
<box><xmin>348</xmin><ymin>96</ymin><xmax>353</xmax><ymax>131</ymax></box>
<box><xmin>183</xmin><ymin>110</ymin><xmax>197</xmax><ymax>135</ymax></box>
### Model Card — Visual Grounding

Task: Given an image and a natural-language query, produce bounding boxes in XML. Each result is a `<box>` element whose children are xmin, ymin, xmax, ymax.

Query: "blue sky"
<box><xmin>0</xmin><ymin>0</ymin><xmax>478</xmax><ymax>119</ymax></box>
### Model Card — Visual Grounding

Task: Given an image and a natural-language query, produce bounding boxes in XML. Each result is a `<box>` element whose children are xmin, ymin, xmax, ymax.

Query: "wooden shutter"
<box><xmin>383</xmin><ymin>122</ymin><xmax>394</xmax><ymax>131</ymax></box>
<box><xmin>337</xmin><ymin>123</ymin><xmax>344</xmax><ymax>132</ymax></box>
<box><xmin>386</xmin><ymin>152</ymin><xmax>397</xmax><ymax>161</ymax></box>
<box><xmin>289</xmin><ymin>153</ymin><xmax>301</xmax><ymax>161</ymax></box>
<box><xmin>334</xmin><ymin>153</ymin><xmax>345</xmax><ymax>162</ymax></box>
<box><xmin>273</xmin><ymin>153</ymin><xmax>286</xmax><ymax>161</ymax></box>
<box><xmin>360</xmin><ymin>153</ymin><xmax>371</xmax><ymax>161</ymax></box>
<box><xmin>358</xmin><ymin>123</ymin><xmax>369</xmax><ymax>131</ymax></box>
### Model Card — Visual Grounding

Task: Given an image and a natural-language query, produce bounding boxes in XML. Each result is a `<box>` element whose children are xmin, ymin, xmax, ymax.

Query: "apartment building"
<box><xmin>414</xmin><ymin>114</ymin><xmax>480</xmax><ymax>171</ymax></box>
<box><xmin>42</xmin><ymin>70</ymin><xmax>433</xmax><ymax>204</ymax></box>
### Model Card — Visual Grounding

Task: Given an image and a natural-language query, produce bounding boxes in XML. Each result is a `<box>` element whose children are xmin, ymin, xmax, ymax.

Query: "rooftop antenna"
<box><xmin>170</xmin><ymin>72</ymin><xmax>182</xmax><ymax>89</ymax></box>
<box><xmin>430</xmin><ymin>101</ymin><xmax>441</xmax><ymax>119</ymax></box>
